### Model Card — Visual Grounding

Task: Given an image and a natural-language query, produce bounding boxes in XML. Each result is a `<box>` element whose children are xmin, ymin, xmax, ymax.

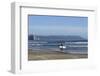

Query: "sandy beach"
<box><xmin>28</xmin><ymin>49</ymin><xmax>88</xmax><ymax>60</ymax></box>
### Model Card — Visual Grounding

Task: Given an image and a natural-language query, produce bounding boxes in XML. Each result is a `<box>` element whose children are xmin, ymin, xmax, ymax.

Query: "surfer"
<box><xmin>59</xmin><ymin>43</ymin><xmax>66</xmax><ymax>52</ymax></box>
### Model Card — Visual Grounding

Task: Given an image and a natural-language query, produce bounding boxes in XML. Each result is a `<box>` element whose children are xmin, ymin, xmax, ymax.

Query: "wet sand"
<box><xmin>28</xmin><ymin>49</ymin><xmax>88</xmax><ymax>60</ymax></box>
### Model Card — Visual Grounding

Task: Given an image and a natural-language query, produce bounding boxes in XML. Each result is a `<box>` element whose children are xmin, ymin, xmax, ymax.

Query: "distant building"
<box><xmin>33</xmin><ymin>34</ymin><xmax>39</xmax><ymax>40</ymax></box>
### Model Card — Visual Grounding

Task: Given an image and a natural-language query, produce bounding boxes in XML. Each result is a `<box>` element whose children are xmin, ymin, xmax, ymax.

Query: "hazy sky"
<box><xmin>28</xmin><ymin>15</ymin><xmax>88</xmax><ymax>39</ymax></box>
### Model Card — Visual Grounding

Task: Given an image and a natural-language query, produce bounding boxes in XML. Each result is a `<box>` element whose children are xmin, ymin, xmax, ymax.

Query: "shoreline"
<box><xmin>28</xmin><ymin>49</ymin><xmax>88</xmax><ymax>60</ymax></box>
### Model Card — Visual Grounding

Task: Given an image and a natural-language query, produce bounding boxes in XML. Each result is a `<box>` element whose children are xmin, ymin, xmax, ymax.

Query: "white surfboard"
<box><xmin>59</xmin><ymin>46</ymin><xmax>66</xmax><ymax>49</ymax></box>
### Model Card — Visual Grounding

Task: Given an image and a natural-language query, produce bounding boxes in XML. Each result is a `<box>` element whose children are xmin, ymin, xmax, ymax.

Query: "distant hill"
<box><xmin>28</xmin><ymin>35</ymin><xmax>87</xmax><ymax>42</ymax></box>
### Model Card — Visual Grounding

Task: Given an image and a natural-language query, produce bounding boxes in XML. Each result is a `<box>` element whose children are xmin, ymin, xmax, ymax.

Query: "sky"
<box><xmin>28</xmin><ymin>15</ymin><xmax>88</xmax><ymax>39</ymax></box>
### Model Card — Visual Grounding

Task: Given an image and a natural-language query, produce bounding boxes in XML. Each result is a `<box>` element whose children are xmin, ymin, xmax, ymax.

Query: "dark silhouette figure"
<box><xmin>59</xmin><ymin>43</ymin><xmax>64</xmax><ymax>51</ymax></box>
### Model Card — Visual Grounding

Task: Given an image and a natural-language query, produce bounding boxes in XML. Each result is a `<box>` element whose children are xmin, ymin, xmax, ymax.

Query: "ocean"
<box><xmin>28</xmin><ymin>40</ymin><xmax>88</xmax><ymax>54</ymax></box>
